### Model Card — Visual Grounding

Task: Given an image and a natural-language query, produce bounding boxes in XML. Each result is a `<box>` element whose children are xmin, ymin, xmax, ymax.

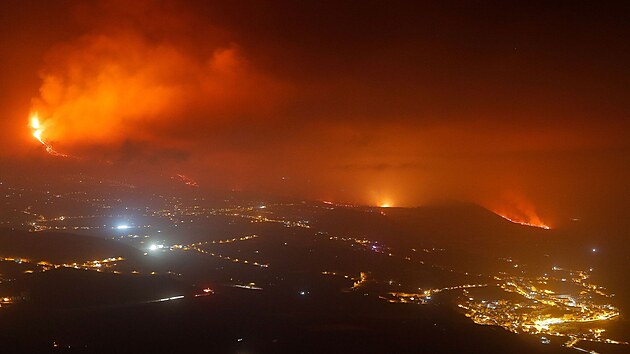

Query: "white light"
<box><xmin>592</xmin><ymin>248</ymin><xmax>597</xmax><ymax>252</ymax></box>
<box><xmin>149</xmin><ymin>244</ymin><xmax>158</xmax><ymax>251</ymax></box>
<box><xmin>116</xmin><ymin>225</ymin><xmax>129</xmax><ymax>230</ymax></box>
<box><xmin>156</xmin><ymin>295</ymin><xmax>184</xmax><ymax>302</ymax></box>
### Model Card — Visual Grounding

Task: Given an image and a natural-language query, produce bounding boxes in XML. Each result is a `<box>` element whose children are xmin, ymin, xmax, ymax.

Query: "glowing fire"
<box><xmin>377</xmin><ymin>197</ymin><xmax>393</xmax><ymax>208</ymax></box>
<box><xmin>30</xmin><ymin>114</ymin><xmax>44</xmax><ymax>143</ymax></box>
<box><xmin>489</xmin><ymin>192</ymin><xmax>551</xmax><ymax>230</ymax></box>
<box><xmin>495</xmin><ymin>213</ymin><xmax>550</xmax><ymax>230</ymax></box>
<box><xmin>28</xmin><ymin>112</ymin><xmax>68</xmax><ymax>157</ymax></box>
<box><xmin>174</xmin><ymin>174</ymin><xmax>199</xmax><ymax>187</ymax></box>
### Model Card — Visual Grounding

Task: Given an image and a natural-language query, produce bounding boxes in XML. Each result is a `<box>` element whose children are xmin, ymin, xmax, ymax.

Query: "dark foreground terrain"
<box><xmin>0</xmin><ymin>283</ymin><xmax>573</xmax><ymax>354</ymax></box>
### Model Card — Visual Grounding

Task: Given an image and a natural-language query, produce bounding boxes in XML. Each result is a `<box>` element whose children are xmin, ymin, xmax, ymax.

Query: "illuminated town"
<box><xmin>457</xmin><ymin>269</ymin><xmax>627</xmax><ymax>352</ymax></box>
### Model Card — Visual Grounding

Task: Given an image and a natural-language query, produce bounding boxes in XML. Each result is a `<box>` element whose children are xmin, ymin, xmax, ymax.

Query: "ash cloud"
<box><xmin>31</xmin><ymin>0</ymin><xmax>288</xmax><ymax>150</ymax></box>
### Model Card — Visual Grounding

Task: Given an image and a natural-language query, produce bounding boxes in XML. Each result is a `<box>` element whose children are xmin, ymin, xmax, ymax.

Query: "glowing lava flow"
<box><xmin>29</xmin><ymin>113</ymin><xmax>68</xmax><ymax>157</ymax></box>
<box><xmin>495</xmin><ymin>213</ymin><xmax>550</xmax><ymax>230</ymax></box>
<box><xmin>174</xmin><ymin>174</ymin><xmax>199</xmax><ymax>187</ymax></box>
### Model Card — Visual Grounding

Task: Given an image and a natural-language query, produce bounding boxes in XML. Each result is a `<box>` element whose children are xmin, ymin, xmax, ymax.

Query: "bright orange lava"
<box><xmin>495</xmin><ymin>213</ymin><xmax>550</xmax><ymax>230</ymax></box>
<box><xmin>28</xmin><ymin>112</ymin><xmax>68</xmax><ymax>157</ymax></box>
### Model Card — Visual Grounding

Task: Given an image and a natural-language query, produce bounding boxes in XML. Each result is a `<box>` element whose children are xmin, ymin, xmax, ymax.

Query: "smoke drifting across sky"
<box><xmin>31</xmin><ymin>1</ymin><xmax>288</xmax><ymax>149</ymax></box>
<box><xmin>1</xmin><ymin>0</ymin><xmax>629</xmax><ymax>226</ymax></box>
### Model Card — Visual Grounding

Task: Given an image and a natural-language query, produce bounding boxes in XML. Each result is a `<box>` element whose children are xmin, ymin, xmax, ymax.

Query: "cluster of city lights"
<box><xmin>457</xmin><ymin>269</ymin><xmax>627</xmax><ymax>351</ymax></box>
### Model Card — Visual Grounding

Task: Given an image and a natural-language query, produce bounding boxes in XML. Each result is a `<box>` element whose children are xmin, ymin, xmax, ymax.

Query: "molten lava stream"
<box><xmin>29</xmin><ymin>113</ymin><xmax>68</xmax><ymax>157</ymax></box>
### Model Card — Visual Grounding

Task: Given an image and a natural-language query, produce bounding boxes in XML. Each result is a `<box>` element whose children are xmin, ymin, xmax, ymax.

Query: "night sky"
<box><xmin>1</xmin><ymin>0</ymin><xmax>628</xmax><ymax>226</ymax></box>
